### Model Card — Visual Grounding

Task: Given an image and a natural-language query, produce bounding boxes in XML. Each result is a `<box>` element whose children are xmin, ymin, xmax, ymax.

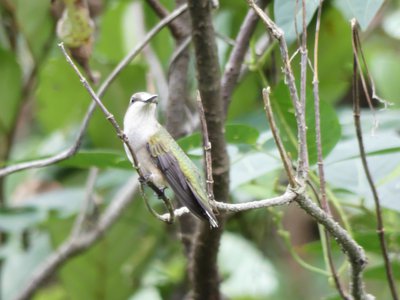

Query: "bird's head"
<box><xmin>129</xmin><ymin>92</ymin><xmax>158</xmax><ymax>105</ymax></box>
<box><xmin>127</xmin><ymin>92</ymin><xmax>158</xmax><ymax>117</ymax></box>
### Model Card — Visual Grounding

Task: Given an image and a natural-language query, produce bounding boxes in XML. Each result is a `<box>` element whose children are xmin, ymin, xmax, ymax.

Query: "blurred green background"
<box><xmin>0</xmin><ymin>0</ymin><xmax>399</xmax><ymax>299</ymax></box>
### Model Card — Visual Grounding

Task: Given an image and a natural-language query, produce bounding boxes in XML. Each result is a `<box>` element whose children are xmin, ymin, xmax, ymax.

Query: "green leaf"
<box><xmin>46</xmin><ymin>194</ymin><xmax>168</xmax><ymax>300</ymax></box>
<box><xmin>369</xmin><ymin>50</ymin><xmax>400</xmax><ymax>104</ymax></box>
<box><xmin>24</xmin><ymin>188</ymin><xmax>86</xmax><ymax>217</ymax></box>
<box><xmin>271</xmin><ymin>81</ymin><xmax>341</xmax><ymax>165</ymax></box>
<box><xmin>14</xmin><ymin>0</ymin><xmax>53</xmax><ymax>60</ymax></box>
<box><xmin>96</xmin><ymin>1</ymin><xmax>129</xmax><ymax>62</ymax></box>
<box><xmin>227</xmin><ymin>72</ymin><xmax>262</xmax><ymax>121</ymax></box>
<box><xmin>230</xmin><ymin>149</ymin><xmax>281</xmax><ymax>190</ymax></box>
<box><xmin>325</xmin><ymin>110</ymin><xmax>400</xmax><ymax>212</ymax></box>
<box><xmin>274</xmin><ymin>0</ymin><xmax>320</xmax><ymax>44</ymax></box>
<box><xmin>310</xmin><ymin>7</ymin><xmax>353</xmax><ymax>104</ymax></box>
<box><xmin>365</xmin><ymin>260</ymin><xmax>400</xmax><ymax>280</ymax></box>
<box><xmin>36</xmin><ymin>57</ymin><xmax>90</xmax><ymax>133</ymax></box>
<box><xmin>334</xmin><ymin>0</ymin><xmax>384</xmax><ymax>30</ymax></box>
<box><xmin>0</xmin><ymin>207</ymin><xmax>44</xmax><ymax>233</ymax></box>
<box><xmin>0</xmin><ymin>47</ymin><xmax>22</xmax><ymax>133</ymax></box>
<box><xmin>177</xmin><ymin>132</ymin><xmax>201</xmax><ymax>152</ymax></box>
<box><xmin>219</xmin><ymin>232</ymin><xmax>278</xmax><ymax>298</ymax></box>
<box><xmin>2</xmin><ymin>233</ymin><xmax>52</xmax><ymax>300</ymax></box>
<box><xmin>178</xmin><ymin>124</ymin><xmax>260</xmax><ymax>153</ymax></box>
<box><xmin>355</xmin><ymin>231</ymin><xmax>400</xmax><ymax>255</ymax></box>
<box><xmin>225</xmin><ymin>124</ymin><xmax>259</xmax><ymax>145</ymax></box>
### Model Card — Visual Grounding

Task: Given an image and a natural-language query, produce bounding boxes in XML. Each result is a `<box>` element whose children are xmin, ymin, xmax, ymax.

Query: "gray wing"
<box><xmin>146</xmin><ymin>143</ymin><xmax>217</xmax><ymax>227</ymax></box>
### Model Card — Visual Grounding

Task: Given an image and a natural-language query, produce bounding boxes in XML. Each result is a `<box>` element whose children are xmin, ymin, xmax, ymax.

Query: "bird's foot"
<box><xmin>139</xmin><ymin>174</ymin><xmax>152</xmax><ymax>185</ymax></box>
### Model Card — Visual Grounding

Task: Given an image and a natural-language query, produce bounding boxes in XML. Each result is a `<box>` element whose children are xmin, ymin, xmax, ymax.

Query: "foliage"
<box><xmin>0</xmin><ymin>0</ymin><xmax>399</xmax><ymax>299</ymax></box>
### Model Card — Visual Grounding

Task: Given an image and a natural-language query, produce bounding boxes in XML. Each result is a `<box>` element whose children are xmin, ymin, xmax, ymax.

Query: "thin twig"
<box><xmin>299</xmin><ymin>0</ymin><xmax>309</xmax><ymax>177</ymax></box>
<box><xmin>160</xmin><ymin>189</ymin><xmax>296</xmax><ymax>220</ymax></box>
<box><xmin>262</xmin><ymin>87</ymin><xmax>296</xmax><ymax>188</ymax></box>
<box><xmin>248</xmin><ymin>3</ymin><xmax>370</xmax><ymax>298</ymax></box>
<box><xmin>247</xmin><ymin>0</ymin><xmax>308</xmax><ymax>183</ymax></box>
<box><xmin>312</xmin><ymin>1</ymin><xmax>349</xmax><ymax>298</ymax></box>
<box><xmin>196</xmin><ymin>91</ymin><xmax>215</xmax><ymax>202</ymax></box>
<box><xmin>15</xmin><ymin>177</ymin><xmax>139</xmax><ymax>300</ymax></box>
<box><xmin>59</xmin><ymin>43</ymin><xmax>175</xmax><ymax>224</ymax></box>
<box><xmin>0</xmin><ymin>4</ymin><xmax>188</xmax><ymax>178</ymax></box>
<box><xmin>351</xmin><ymin>21</ymin><xmax>398</xmax><ymax>300</ymax></box>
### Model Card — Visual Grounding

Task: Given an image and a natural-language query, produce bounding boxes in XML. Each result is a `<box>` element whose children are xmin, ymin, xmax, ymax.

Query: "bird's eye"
<box><xmin>130</xmin><ymin>97</ymin><xmax>137</xmax><ymax>104</ymax></box>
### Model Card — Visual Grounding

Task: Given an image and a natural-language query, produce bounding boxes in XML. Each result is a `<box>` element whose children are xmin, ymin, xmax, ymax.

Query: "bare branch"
<box><xmin>262</xmin><ymin>87</ymin><xmax>296</xmax><ymax>188</ymax></box>
<box><xmin>351</xmin><ymin>20</ymin><xmax>398</xmax><ymax>300</ymax></box>
<box><xmin>15</xmin><ymin>177</ymin><xmax>139</xmax><ymax>300</ymax></box>
<box><xmin>196</xmin><ymin>91</ymin><xmax>215</xmax><ymax>202</ymax></box>
<box><xmin>295</xmin><ymin>195</ymin><xmax>370</xmax><ymax>300</ymax></box>
<box><xmin>312</xmin><ymin>1</ymin><xmax>349</xmax><ymax>299</ymax></box>
<box><xmin>299</xmin><ymin>0</ymin><xmax>309</xmax><ymax>176</ymax></box>
<box><xmin>160</xmin><ymin>189</ymin><xmax>296</xmax><ymax>220</ymax></box>
<box><xmin>247</xmin><ymin>0</ymin><xmax>308</xmax><ymax>182</ymax></box>
<box><xmin>248</xmin><ymin>3</ymin><xmax>371</xmax><ymax>298</ymax></box>
<box><xmin>0</xmin><ymin>4</ymin><xmax>188</xmax><ymax>178</ymax></box>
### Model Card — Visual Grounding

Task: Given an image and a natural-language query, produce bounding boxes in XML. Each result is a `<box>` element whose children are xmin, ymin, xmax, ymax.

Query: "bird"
<box><xmin>123</xmin><ymin>92</ymin><xmax>218</xmax><ymax>228</ymax></box>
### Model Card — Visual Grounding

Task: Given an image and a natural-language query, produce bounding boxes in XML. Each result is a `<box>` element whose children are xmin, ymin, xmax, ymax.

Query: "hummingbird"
<box><xmin>123</xmin><ymin>92</ymin><xmax>218</xmax><ymax>228</ymax></box>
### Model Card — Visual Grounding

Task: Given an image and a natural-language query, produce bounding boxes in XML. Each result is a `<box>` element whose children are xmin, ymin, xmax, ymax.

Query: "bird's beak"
<box><xmin>146</xmin><ymin>94</ymin><xmax>158</xmax><ymax>104</ymax></box>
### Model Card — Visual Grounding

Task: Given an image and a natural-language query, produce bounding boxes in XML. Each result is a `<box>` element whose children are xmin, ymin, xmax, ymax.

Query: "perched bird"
<box><xmin>123</xmin><ymin>92</ymin><xmax>218</xmax><ymax>228</ymax></box>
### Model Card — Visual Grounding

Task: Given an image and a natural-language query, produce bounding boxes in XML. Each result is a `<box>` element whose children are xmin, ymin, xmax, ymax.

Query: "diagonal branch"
<box><xmin>247</xmin><ymin>0</ymin><xmax>307</xmax><ymax>182</ymax></box>
<box><xmin>351</xmin><ymin>19</ymin><xmax>398</xmax><ymax>300</ymax></box>
<box><xmin>15</xmin><ymin>176</ymin><xmax>139</xmax><ymax>300</ymax></box>
<box><xmin>262</xmin><ymin>87</ymin><xmax>296</xmax><ymax>188</ymax></box>
<box><xmin>312</xmin><ymin>1</ymin><xmax>349</xmax><ymax>299</ymax></box>
<box><xmin>0</xmin><ymin>4</ymin><xmax>188</xmax><ymax>178</ymax></box>
<box><xmin>248</xmin><ymin>2</ymin><xmax>371</xmax><ymax>299</ymax></box>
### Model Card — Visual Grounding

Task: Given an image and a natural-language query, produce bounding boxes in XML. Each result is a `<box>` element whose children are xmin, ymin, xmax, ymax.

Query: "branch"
<box><xmin>299</xmin><ymin>0</ymin><xmax>309</xmax><ymax>176</ymax></box>
<box><xmin>295</xmin><ymin>195</ymin><xmax>370</xmax><ymax>300</ymax></box>
<box><xmin>262</xmin><ymin>87</ymin><xmax>296</xmax><ymax>188</ymax></box>
<box><xmin>221</xmin><ymin>0</ymin><xmax>269</xmax><ymax>116</ymax></box>
<box><xmin>196</xmin><ymin>91</ymin><xmax>215</xmax><ymax>202</ymax></box>
<box><xmin>351</xmin><ymin>19</ymin><xmax>398</xmax><ymax>300</ymax></box>
<box><xmin>0</xmin><ymin>3</ymin><xmax>188</xmax><ymax>178</ymax></box>
<box><xmin>160</xmin><ymin>189</ymin><xmax>296</xmax><ymax>220</ymax></box>
<box><xmin>15</xmin><ymin>177</ymin><xmax>139</xmax><ymax>300</ymax></box>
<box><xmin>247</xmin><ymin>0</ymin><xmax>308</xmax><ymax>182</ymax></box>
<box><xmin>312</xmin><ymin>1</ymin><xmax>349</xmax><ymax>299</ymax></box>
<box><xmin>187</xmin><ymin>0</ymin><xmax>229</xmax><ymax>298</ymax></box>
<box><xmin>248</xmin><ymin>3</ymin><xmax>371</xmax><ymax>298</ymax></box>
